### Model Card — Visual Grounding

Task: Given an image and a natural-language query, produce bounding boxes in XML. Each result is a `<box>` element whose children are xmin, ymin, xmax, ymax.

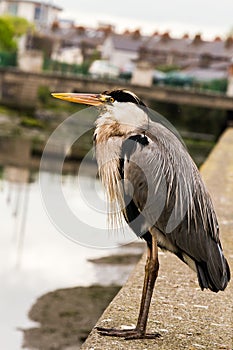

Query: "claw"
<box><xmin>95</xmin><ymin>326</ymin><xmax>161</xmax><ymax>340</ymax></box>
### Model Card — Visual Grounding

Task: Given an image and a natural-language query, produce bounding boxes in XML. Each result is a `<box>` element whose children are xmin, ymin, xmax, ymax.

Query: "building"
<box><xmin>139</xmin><ymin>33</ymin><xmax>233</xmax><ymax>70</ymax></box>
<box><xmin>101</xmin><ymin>32</ymin><xmax>147</xmax><ymax>70</ymax></box>
<box><xmin>51</xmin><ymin>46</ymin><xmax>83</xmax><ymax>65</ymax></box>
<box><xmin>50</xmin><ymin>25</ymin><xmax>108</xmax><ymax>63</ymax></box>
<box><xmin>0</xmin><ymin>0</ymin><xmax>62</xmax><ymax>30</ymax></box>
<box><xmin>131</xmin><ymin>60</ymin><xmax>154</xmax><ymax>86</ymax></box>
<box><xmin>129</xmin><ymin>32</ymin><xmax>233</xmax><ymax>87</ymax></box>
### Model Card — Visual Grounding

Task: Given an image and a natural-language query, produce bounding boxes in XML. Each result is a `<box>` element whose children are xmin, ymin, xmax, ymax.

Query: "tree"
<box><xmin>0</xmin><ymin>17</ymin><xmax>17</xmax><ymax>51</ymax></box>
<box><xmin>3</xmin><ymin>15</ymin><xmax>33</xmax><ymax>37</ymax></box>
<box><xmin>0</xmin><ymin>16</ymin><xmax>33</xmax><ymax>52</ymax></box>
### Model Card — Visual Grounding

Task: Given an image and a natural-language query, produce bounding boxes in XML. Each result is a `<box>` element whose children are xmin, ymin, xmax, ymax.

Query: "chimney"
<box><xmin>182</xmin><ymin>33</ymin><xmax>189</xmax><ymax>39</ymax></box>
<box><xmin>97</xmin><ymin>24</ymin><xmax>113</xmax><ymax>36</ymax></box>
<box><xmin>161</xmin><ymin>31</ymin><xmax>170</xmax><ymax>41</ymax></box>
<box><xmin>75</xmin><ymin>25</ymin><xmax>86</xmax><ymax>34</ymax></box>
<box><xmin>132</xmin><ymin>29</ymin><xmax>141</xmax><ymax>39</ymax></box>
<box><xmin>123</xmin><ymin>29</ymin><xmax>131</xmax><ymax>36</ymax></box>
<box><xmin>152</xmin><ymin>31</ymin><xmax>159</xmax><ymax>37</ymax></box>
<box><xmin>192</xmin><ymin>33</ymin><xmax>202</xmax><ymax>45</ymax></box>
<box><xmin>225</xmin><ymin>36</ymin><xmax>233</xmax><ymax>48</ymax></box>
<box><xmin>51</xmin><ymin>20</ymin><xmax>59</xmax><ymax>31</ymax></box>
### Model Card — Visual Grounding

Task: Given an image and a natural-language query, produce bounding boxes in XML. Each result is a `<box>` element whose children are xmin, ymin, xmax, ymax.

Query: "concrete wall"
<box><xmin>18</xmin><ymin>50</ymin><xmax>44</xmax><ymax>73</ymax></box>
<box><xmin>227</xmin><ymin>64</ymin><xmax>233</xmax><ymax>97</ymax></box>
<box><xmin>131</xmin><ymin>61</ymin><xmax>154</xmax><ymax>87</ymax></box>
<box><xmin>227</xmin><ymin>77</ymin><xmax>233</xmax><ymax>97</ymax></box>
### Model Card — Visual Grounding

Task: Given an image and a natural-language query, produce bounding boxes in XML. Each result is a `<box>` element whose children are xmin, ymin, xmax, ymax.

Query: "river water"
<box><xmin>0</xmin><ymin>162</ymin><xmax>141</xmax><ymax>349</ymax></box>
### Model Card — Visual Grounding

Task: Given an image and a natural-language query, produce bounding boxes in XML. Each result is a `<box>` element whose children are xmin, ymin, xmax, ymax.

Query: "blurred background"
<box><xmin>0</xmin><ymin>1</ymin><xmax>233</xmax><ymax>349</ymax></box>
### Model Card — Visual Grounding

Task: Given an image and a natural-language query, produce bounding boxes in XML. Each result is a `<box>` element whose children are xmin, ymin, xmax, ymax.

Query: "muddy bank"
<box><xmin>22</xmin><ymin>285</ymin><xmax>121</xmax><ymax>350</ymax></box>
<box><xmin>21</xmin><ymin>247</ymin><xmax>144</xmax><ymax>350</ymax></box>
<box><xmin>88</xmin><ymin>253</ymin><xmax>142</xmax><ymax>265</ymax></box>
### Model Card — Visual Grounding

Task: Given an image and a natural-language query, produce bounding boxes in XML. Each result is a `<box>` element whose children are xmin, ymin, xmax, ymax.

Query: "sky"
<box><xmin>55</xmin><ymin>0</ymin><xmax>233</xmax><ymax>39</ymax></box>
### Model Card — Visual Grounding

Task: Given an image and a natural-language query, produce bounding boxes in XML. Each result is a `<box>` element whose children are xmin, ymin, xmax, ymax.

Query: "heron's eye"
<box><xmin>109</xmin><ymin>97</ymin><xmax>114</xmax><ymax>103</ymax></box>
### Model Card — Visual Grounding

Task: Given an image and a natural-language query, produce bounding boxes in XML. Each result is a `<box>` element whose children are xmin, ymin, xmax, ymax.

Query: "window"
<box><xmin>34</xmin><ymin>6</ymin><xmax>41</xmax><ymax>20</ymax></box>
<box><xmin>8</xmin><ymin>3</ymin><xmax>18</xmax><ymax>16</ymax></box>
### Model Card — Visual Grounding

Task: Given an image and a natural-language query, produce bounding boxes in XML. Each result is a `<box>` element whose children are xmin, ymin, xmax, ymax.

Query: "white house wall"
<box><xmin>47</xmin><ymin>7</ymin><xmax>59</xmax><ymax>27</ymax></box>
<box><xmin>0</xmin><ymin>2</ymin><xmax>7</xmax><ymax>13</ymax></box>
<box><xmin>0</xmin><ymin>1</ymin><xmax>35</xmax><ymax>22</ymax></box>
<box><xmin>101</xmin><ymin>37</ymin><xmax>114</xmax><ymax>60</ymax></box>
<box><xmin>52</xmin><ymin>47</ymin><xmax>83</xmax><ymax>65</ymax></box>
<box><xmin>111</xmin><ymin>50</ymin><xmax>138</xmax><ymax>70</ymax></box>
<box><xmin>102</xmin><ymin>36</ymin><xmax>139</xmax><ymax>69</ymax></box>
<box><xmin>17</xmin><ymin>2</ymin><xmax>36</xmax><ymax>23</ymax></box>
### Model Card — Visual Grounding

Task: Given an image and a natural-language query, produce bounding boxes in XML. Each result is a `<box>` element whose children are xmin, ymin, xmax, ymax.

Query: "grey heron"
<box><xmin>52</xmin><ymin>89</ymin><xmax>230</xmax><ymax>340</ymax></box>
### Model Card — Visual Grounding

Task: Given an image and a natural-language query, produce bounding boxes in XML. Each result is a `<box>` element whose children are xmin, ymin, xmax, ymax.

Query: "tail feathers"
<box><xmin>196</xmin><ymin>244</ymin><xmax>230</xmax><ymax>292</ymax></box>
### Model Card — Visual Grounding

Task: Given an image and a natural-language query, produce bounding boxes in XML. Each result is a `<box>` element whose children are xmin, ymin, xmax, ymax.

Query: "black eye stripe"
<box><xmin>103</xmin><ymin>89</ymin><xmax>146</xmax><ymax>106</ymax></box>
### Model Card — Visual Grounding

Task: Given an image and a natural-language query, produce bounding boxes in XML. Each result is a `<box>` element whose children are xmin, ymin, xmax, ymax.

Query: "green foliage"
<box><xmin>37</xmin><ymin>85</ymin><xmax>83</xmax><ymax>113</ymax></box>
<box><xmin>20</xmin><ymin>117</ymin><xmax>45</xmax><ymax>129</ymax></box>
<box><xmin>150</xmin><ymin>101</ymin><xmax>226</xmax><ymax>137</ymax></box>
<box><xmin>156</xmin><ymin>64</ymin><xmax>180</xmax><ymax>72</ymax></box>
<box><xmin>0</xmin><ymin>165</ymin><xmax>4</xmax><ymax>179</ymax></box>
<box><xmin>38</xmin><ymin>85</ymin><xmax>51</xmax><ymax>105</ymax></box>
<box><xmin>2</xmin><ymin>15</ymin><xmax>33</xmax><ymax>37</ymax></box>
<box><xmin>0</xmin><ymin>16</ymin><xmax>32</xmax><ymax>53</ymax></box>
<box><xmin>80</xmin><ymin>60</ymin><xmax>91</xmax><ymax>74</ymax></box>
<box><xmin>0</xmin><ymin>17</ymin><xmax>17</xmax><ymax>51</ymax></box>
<box><xmin>43</xmin><ymin>58</ymin><xmax>91</xmax><ymax>75</ymax></box>
<box><xmin>195</xmin><ymin>79</ymin><xmax>228</xmax><ymax>93</ymax></box>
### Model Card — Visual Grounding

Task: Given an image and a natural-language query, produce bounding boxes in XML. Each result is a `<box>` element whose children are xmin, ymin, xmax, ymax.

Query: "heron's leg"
<box><xmin>96</xmin><ymin>233</ymin><xmax>160</xmax><ymax>339</ymax></box>
<box><xmin>134</xmin><ymin>244</ymin><xmax>151</xmax><ymax>328</ymax></box>
<box><xmin>136</xmin><ymin>234</ymin><xmax>159</xmax><ymax>334</ymax></box>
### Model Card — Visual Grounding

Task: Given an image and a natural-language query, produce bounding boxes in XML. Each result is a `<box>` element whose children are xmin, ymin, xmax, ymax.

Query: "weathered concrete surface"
<box><xmin>81</xmin><ymin>128</ymin><xmax>233</xmax><ymax>350</ymax></box>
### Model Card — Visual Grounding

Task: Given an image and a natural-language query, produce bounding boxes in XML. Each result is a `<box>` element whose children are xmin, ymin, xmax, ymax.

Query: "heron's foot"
<box><xmin>96</xmin><ymin>326</ymin><xmax>161</xmax><ymax>340</ymax></box>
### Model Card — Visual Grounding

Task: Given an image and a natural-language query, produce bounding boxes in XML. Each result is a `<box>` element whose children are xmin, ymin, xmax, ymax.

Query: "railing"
<box><xmin>0</xmin><ymin>51</ymin><xmax>17</xmax><ymax>67</ymax></box>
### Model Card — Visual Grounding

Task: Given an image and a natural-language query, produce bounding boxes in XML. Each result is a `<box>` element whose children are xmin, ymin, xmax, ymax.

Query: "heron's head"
<box><xmin>52</xmin><ymin>89</ymin><xmax>146</xmax><ymax>108</ymax></box>
<box><xmin>52</xmin><ymin>89</ymin><xmax>148</xmax><ymax>127</ymax></box>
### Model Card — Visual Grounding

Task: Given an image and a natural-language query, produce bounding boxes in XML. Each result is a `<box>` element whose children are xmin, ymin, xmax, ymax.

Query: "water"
<box><xmin>0</xmin><ymin>167</ymin><xmax>139</xmax><ymax>350</ymax></box>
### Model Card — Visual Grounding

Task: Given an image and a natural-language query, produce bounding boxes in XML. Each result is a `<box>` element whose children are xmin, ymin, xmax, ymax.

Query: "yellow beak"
<box><xmin>51</xmin><ymin>92</ymin><xmax>108</xmax><ymax>106</ymax></box>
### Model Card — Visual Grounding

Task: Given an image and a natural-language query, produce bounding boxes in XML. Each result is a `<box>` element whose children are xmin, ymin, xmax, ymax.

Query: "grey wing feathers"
<box><xmin>121</xmin><ymin>122</ymin><xmax>230</xmax><ymax>292</ymax></box>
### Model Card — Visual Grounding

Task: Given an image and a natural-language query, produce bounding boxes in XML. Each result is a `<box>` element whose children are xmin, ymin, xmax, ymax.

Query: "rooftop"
<box><xmin>142</xmin><ymin>33</ymin><xmax>233</xmax><ymax>59</ymax></box>
<box><xmin>109</xmin><ymin>33</ymin><xmax>148</xmax><ymax>52</ymax></box>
